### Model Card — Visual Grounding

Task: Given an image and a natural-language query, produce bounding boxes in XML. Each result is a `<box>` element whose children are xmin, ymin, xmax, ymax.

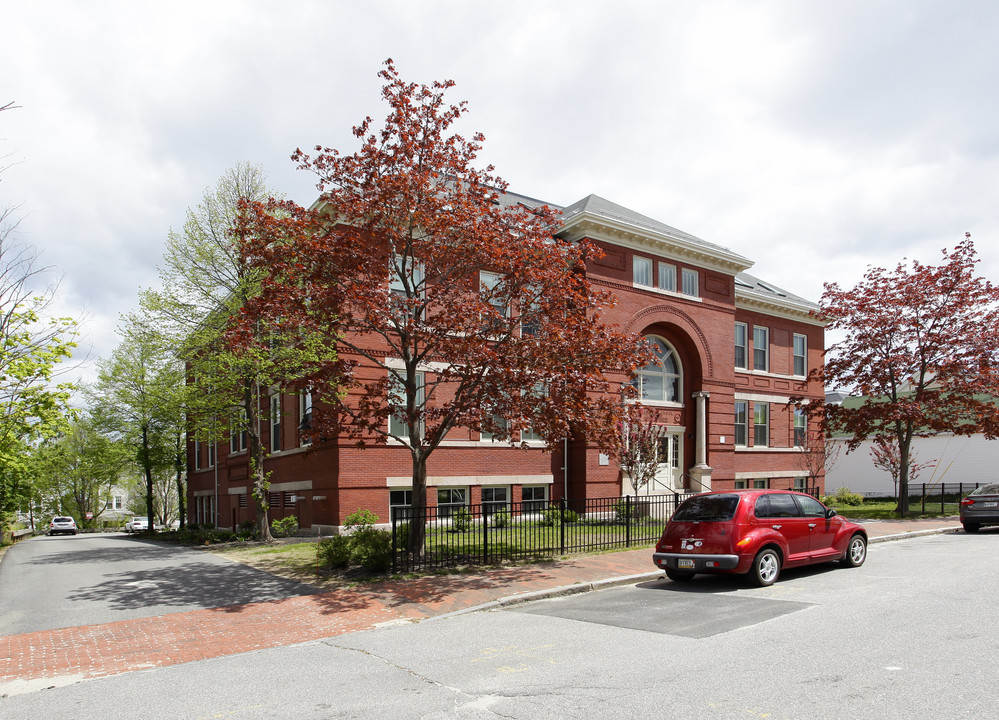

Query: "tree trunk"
<box><xmin>246</xmin><ymin>381</ymin><xmax>273</xmax><ymax>542</ymax></box>
<box><xmin>142</xmin><ymin>424</ymin><xmax>156</xmax><ymax>532</ymax></box>
<box><xmin>174</xmin><ymin>430</ymin><xmax>186</xmax><ymax>529</ymax></box>
<box><xmin>407</xmin><ymin>449</ymin><xmax>428</xmax><ymax>554</ymax></box>
<box><xmin>896</xmin><ymin>430</ymin><xmax>912</xmax><ymax>517</ymax></box>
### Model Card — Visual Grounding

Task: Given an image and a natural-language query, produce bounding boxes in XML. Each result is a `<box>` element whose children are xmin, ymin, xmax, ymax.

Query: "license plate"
<box><xmin>678</xmin><ymin>558</ymin><xmax>695</xmax><ymax>569</ymax></box>
<box><xmin>985</xmin><ymin>502</ymin><xmax>998</xmax><ymax>508</ymax></box>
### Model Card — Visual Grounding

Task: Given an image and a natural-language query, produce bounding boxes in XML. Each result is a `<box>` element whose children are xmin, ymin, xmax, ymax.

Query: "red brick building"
<box><xmin>187</xmin><ymin>193</ymin><xmax>824</xmax><ymax>532</ymax></box>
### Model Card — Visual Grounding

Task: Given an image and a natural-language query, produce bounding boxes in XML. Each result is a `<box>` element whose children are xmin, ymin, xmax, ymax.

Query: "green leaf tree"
<box><xmin>90</xmin><ymin>323</ymin><xmax>186</xmax><ymax>533</ymax></box>
<box><xmin>137</xmin><ymin>163</ymin><xmax>337</xmax><ymax>541</ymax></box>
<box><xmin>32</xmin><ymin>416</ymin><xmax>130</xmax><ymax>528</ymax></box>
<box><xmin>0</xmin><ymin>103</ymin><xmax>78</xmax><ymax>533</ymax></box>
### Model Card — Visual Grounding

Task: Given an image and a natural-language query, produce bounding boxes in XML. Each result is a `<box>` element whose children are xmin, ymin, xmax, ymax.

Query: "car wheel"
<box><xmin>665</xmin><ymin>568</ymin><xmax>695</xmax><ymax>582</ymax></box>
<box><xmin>749</xmin><ymin>548</ymin><xmax>781</xmax><ymax>587</ymax></box>
<box><xmin>840</xmin><ymin>534</ymin><xmax>867</xmax><ymax>567</ymax></box>
<box><xmin>963</xmin><ymin>522</ymin><xmax>980</xmax><ymax>534</ymax></box>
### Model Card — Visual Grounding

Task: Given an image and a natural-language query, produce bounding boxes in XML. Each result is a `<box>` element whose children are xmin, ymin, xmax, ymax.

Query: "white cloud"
<box><xmin>3</xmin><ymin>0</ymin><xmax>998</xmax><ymax>389</ymax></box>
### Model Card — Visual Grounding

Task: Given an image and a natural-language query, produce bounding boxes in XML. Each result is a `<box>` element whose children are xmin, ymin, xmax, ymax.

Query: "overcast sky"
<box><xmin>4</xmin><ymin>0</ymin><xmax>998</xmax><ymax>387</ymax></box>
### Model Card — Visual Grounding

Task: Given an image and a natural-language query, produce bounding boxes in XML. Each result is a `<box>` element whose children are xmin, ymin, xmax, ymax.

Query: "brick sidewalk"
<box><xmin>0</xmin><ymin>518</ymin><xmax>961</xmax><ymax>696</ymax></box>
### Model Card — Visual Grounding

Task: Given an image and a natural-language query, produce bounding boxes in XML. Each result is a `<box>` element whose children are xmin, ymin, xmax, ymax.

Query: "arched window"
<box><xmin>636</xmin><ymin>337</ymin><xmax>682</xmax><ymax>403</ymax></box>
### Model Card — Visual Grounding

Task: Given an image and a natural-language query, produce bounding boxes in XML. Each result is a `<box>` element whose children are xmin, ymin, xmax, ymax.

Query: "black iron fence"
<box><xmin>906</xmin><ymin>482</ymin><xmax>986</xmax><ymax>514</ymax></box>
<box><xmin>390</xmin><ymin>493</ymin><xmax>693</xmax><ymax>573</ymax></box>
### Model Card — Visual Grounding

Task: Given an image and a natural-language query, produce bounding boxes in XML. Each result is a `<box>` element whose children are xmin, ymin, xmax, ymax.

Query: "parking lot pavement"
<box><xmin>0</xmin><ymin>517</ymin><xmax>962</xmax><ymax>696</ymax></box>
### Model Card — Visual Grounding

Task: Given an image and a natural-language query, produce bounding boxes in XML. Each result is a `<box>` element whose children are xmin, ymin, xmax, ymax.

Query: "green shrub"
<box><xmin>825</xmin><ymin>487</ymin><xmax>865</xmax><ymax>507</ymax></box>
<box><xmin>239</xmin><ymin>520</ymin><xmax>257</xmax><ymax>534</ymax></box>
<box><xmin>450</xmin><ymin>506</ymin><xmax>472</xmax><ymax>532</ymax></box>
<box><xmin>344</xmin><ymin>508</ymin><xmax>379</xmax><ymax>531</ymax></box>
<box><xmin>492</xmin><ymin>508</ymin><xmax>511</xmax><ymax>528</ymax></box>
<box><xmin>271</xmin><ymin>515</ymin><xmax>299</xmax><ymax>538</ymax></box>
<box><xmin>541</xmin><ymin>506</ymin><xmax>579</xmax><ymax>526</ymax></box>
<box><xmin>393</xmin><ymin>521</ymin><xmax>411</xmax><ymax>545</ymax></box>
<box><xmin>317</xmin><ymin>535</ymin><xmax>352</xmax><ymax>568</ymax></box>
<box><xmin>350</xmin><ymin>527</ymin><xmax>393</xmax><ymax>572</ymax></box>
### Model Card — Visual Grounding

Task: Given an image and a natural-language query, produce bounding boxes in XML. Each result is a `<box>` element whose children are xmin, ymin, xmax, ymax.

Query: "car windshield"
<box><xmin>970</xmin><ymin>484</ymin><xmax>999</xmax><ymax>496</ymax></box>
<box><xmin>53</xmin><ymin>517</ymin><xmax>72</xmax><ymax>523</ymax></box>
<box><xmin>672</xmin><ymin>494</ymin><xmax>740</xmax><ymax>522</ymax></box>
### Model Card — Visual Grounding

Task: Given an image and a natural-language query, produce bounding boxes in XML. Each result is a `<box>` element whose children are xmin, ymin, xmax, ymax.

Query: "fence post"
<box><xmin>391</xmin><ymin>509</ymin><xmax>397</xmax><ymax>574</ymax></box>
<box><xmin>941</xmin><ymin>485</ymin><xmax>945</xmax><ymax>515</ymax></box>
<box><xmin>482</xmin><ymin>504</ymin><xmax>489</xmax><ymax>565</ymax></box>
<box><xmin>625</xmin><ymin>495</ymin><xmax>632</xmax><ymax>547</ymax></box>
<box><xmin>559</xmin><ymin>497</ymin><xmax>567</xmax><ymax>556</ymax></box>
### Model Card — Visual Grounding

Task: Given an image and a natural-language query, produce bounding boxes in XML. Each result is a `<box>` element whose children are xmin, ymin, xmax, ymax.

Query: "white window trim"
<box><xmin>793</xmin><ymin>333</ymin><xmax>808</xmax><ymax>378</ymax></box>
<box><xmin>633</xmin><ymin>256</ymin><xmax>653</xmax><ymax>288</ymax></box>
<box><xmin>753</xmin><ymin>326</ymin><xmax>769</xmax><ymax>372</ymax></box>
<box><xmin>681</xmin><ymin>268</ymin><xmax>699</xmax><ymax>297</ymax></box>
<box><xmin>735</xmin><ymin>322</ymin><xmax>748</xmax><ymax>370</ymax></box>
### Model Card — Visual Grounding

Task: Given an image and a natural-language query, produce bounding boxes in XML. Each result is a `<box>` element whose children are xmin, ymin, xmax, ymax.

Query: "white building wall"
<box><xmin>826</xmin><ymin>434</ymin><xmax>999</xmax><ymax>497</ymax></box>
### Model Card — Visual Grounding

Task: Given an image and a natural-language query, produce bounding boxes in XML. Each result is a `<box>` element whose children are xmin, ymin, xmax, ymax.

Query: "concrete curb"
<box><xmin>428</xmin><ymin>526</ymin><xmax>960</xmax><ymax>622</ymax></box>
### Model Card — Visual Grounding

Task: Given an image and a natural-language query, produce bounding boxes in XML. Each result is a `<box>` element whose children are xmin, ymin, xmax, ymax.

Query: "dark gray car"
<box><xmin>960</xmin><ymin>484</ymin><xmax>999</xmax><ymax>533</ymax></box>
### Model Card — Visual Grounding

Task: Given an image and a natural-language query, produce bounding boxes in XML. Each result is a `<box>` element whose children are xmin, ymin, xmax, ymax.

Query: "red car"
<box><xmin>653</xmin><ymin>489</ymin><xmax>868</xmax><ymax>586</ymax></box>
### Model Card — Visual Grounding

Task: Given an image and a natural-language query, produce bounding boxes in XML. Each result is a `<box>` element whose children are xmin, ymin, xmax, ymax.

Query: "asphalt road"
<box><xmin>3</xmin><ymin>530</ymin><xmax>997</xmax><ymax>719</ymax></box>
<box><xmin>0</xmin><ymin>532</ymin><xmax>318</xmax><ymax>635</ymax></box>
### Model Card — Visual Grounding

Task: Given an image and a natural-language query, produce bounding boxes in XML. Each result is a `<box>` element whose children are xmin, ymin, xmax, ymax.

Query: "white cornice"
<box><xmin>557</xmin><ymin>211</ymin><xmax>753</xmax><ymax>275</ymax></box>
<box><xmin>735</xmin><ymin>289</ymin><xmax>824</xmax><ymax>326</ymax></box>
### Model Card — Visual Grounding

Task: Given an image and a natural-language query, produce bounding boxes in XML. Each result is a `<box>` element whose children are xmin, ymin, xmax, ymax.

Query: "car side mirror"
<box><xmin>825</xmin><ymin>508</ymin><xmax>838</xmax><ymax>518</ymax></box>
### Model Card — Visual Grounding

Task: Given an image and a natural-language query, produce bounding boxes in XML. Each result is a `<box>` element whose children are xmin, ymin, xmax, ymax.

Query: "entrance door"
<box><xmin>652</xmin><ymin>432</ymin><xmax>683</xmax><ymax>492</ymax></box>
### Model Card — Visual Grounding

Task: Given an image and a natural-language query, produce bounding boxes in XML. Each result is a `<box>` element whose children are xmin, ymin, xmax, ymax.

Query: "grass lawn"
<box><xmin>827</xmin><ymin>499</ymin><xmax>960</xmax><ymax>520</ymax></box>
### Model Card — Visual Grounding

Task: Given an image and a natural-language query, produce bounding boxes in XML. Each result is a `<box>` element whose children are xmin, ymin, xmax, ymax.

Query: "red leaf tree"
<box><xmin>817</xmin><ymin>234</ymin><xmax>999</xmax><ymax>515</ymax></box>
<box><xmin>239</xmin><ymin>61</ymin><xmax>649</xmax><ymax>548</ymax></box>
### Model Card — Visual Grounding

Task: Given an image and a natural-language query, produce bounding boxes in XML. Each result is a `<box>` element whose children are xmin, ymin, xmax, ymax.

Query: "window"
<box><xmin>756</xmin><ymin>493</ymin><xmax>798</xmax><ymax>518</ymax></box>
<box><xmin>753</xmin><ymin>326</ymin><xmax>769</xmax><ymax>371</ymax></box>
<box><xmin>521</xmin><ymin>382</ymin><xmax>546</xmax><ymax>442</ymax></box>
<box><xmin>754</xmin><ymin>402</ymin><xmax>769</xmax><ymax>446</ymax></box>
<box><xmin>299</xmin><ymin>390</ymin><xmax>313</xmax><ymax>446</ymax></box>
<box><xmin>793</xmin><ymin>334</ymin><xmax>807</xmax><ymax>377</ymax></box>
<box><xmin>657</xmin><ymin>434</ymin><xmax>681</xmax><ymax>469</ymax></box>
<box><xmin>633</xmin><ymin>256</ymin><xmax>653</xmax><ymax>287</ymax></box>
<box><xmin>681</xmin><ymin>268</ymin><xmax>699</xmax><ymax>297</ymax></box>
<box><xmin>390</xmin><ymin>489</ymin><xmax>413</xmax><ymax>521</ymax></box>
<box><xmin>481</xmin><ymin>414</ymin><xmax>508</xmax><ymax>442</ymax></box>
<box><xmin>389</xmin><ymin>254</ymin><xmax>424</xmax><ymax>296</ymax></box>
<box><xmin>635</xmin><ymin>337</ymin><xmax>682</xmax><ymax>403</ymax></box>
<box><xmin>793</xmin><ymin>477</ymin><xmax>807</xmax><ymax>491</ymax></box>
<box><xmin>437</xmin><ymin>487</ymin><xmax>468</xmax><ymax>518</ymax></box>
<box><xmin>658</xmin><ymin>262</ymin><xmax>676</xmax><ymax>292</ymax></box>
<box><xmin>734</xmin><ymin>401</ymin><xmax>748</xmax><ymax>446</ymax></box>
<box><xmin>752</xmin><ymin>478</ymin><xmax>769</xmax><ymax>489</ymax></box>
<box><xmin>522</xmin><ymin>485</ymin><xmax>548</xmax><ymax>513</ymax></box>
<box><xmin>104</xmin><ymin>496</ymin><xmax>123</xmax><ymax>511</ymax></box>
<box><xmin>270</xmin><ymin>394</ymin><xmax>282</xmax><ymax>452</ymax></box>
<box><xmin>520</xmin><ymin>285</ymin><xmax>541</xmax><ymax>337</ymax></box>
<box><xmin>735</xmin><ymin>322</ymin><xmax>748</xmax><ymax>370</ymax></box>
<box><xmin>207</xmin><ymin>440</ymin><xmax>216</xmax><ymax>468</ymax></box>
<box><xmin>230</xmin><ymin>410</ymin><xmax>247</xmax><ymax>453</ymax></box>
<box><xmin>194</xmin><ymin>441</ymin><xmax>202</xmax><ymax>470</ymax></box>
<box><xmin>389</xmin><ymin>371</ymin><xmax>424</xmax><ymax>439</ymax></box>
<box><xmin>480</xmin><ymin>270</ymin><xmax>508</xmax><ymax>321</ymax></box>
<box><xmin>794</xmin><ymin>409</ymin><xmax>807</xmax><ymax>447</ymax></box>
<box><xmin>482</xmin><ymin>486</ymin><xmax>509</xmax><ymax>516</ymax></box>
<box><xmin>795</xmin><ymin>494</ymin><xmax>826</xmax><ymax>518</ymax></box>
<box><xmin>734</xmin><ymin>480</ymin><xmax>747</xmax><ymax>489</ymax></box>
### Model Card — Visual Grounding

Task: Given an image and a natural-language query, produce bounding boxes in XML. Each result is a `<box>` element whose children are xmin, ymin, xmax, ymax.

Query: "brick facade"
<box><xmin>186</xmin><ymin>193</ymin><xmax>825</xmax><ymax>531</ymax></box>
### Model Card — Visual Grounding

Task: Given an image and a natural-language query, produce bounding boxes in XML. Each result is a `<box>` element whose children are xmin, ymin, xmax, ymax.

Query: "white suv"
<box><xmin>48</xmin><ymin>516</ymin><xmax>78</xmax><ymax>536</ymax></box>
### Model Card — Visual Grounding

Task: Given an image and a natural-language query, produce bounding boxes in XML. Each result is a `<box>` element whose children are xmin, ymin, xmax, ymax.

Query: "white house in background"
<box><xmin>826</xmin><ymin>433</ymin><xmax>999</xmax><ymax>497</ymax></box>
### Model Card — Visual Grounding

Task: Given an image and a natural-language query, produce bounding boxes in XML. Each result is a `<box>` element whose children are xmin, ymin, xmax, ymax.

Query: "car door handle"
<box><xmin>771</xmin><ymin>525</ymin><xmax>782</xmax><ymax>530</ymax></box>
<box><xmin>808</xmin><ymin>523</ymin><xmax>817</xmax><ymax>529</ymax></box>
